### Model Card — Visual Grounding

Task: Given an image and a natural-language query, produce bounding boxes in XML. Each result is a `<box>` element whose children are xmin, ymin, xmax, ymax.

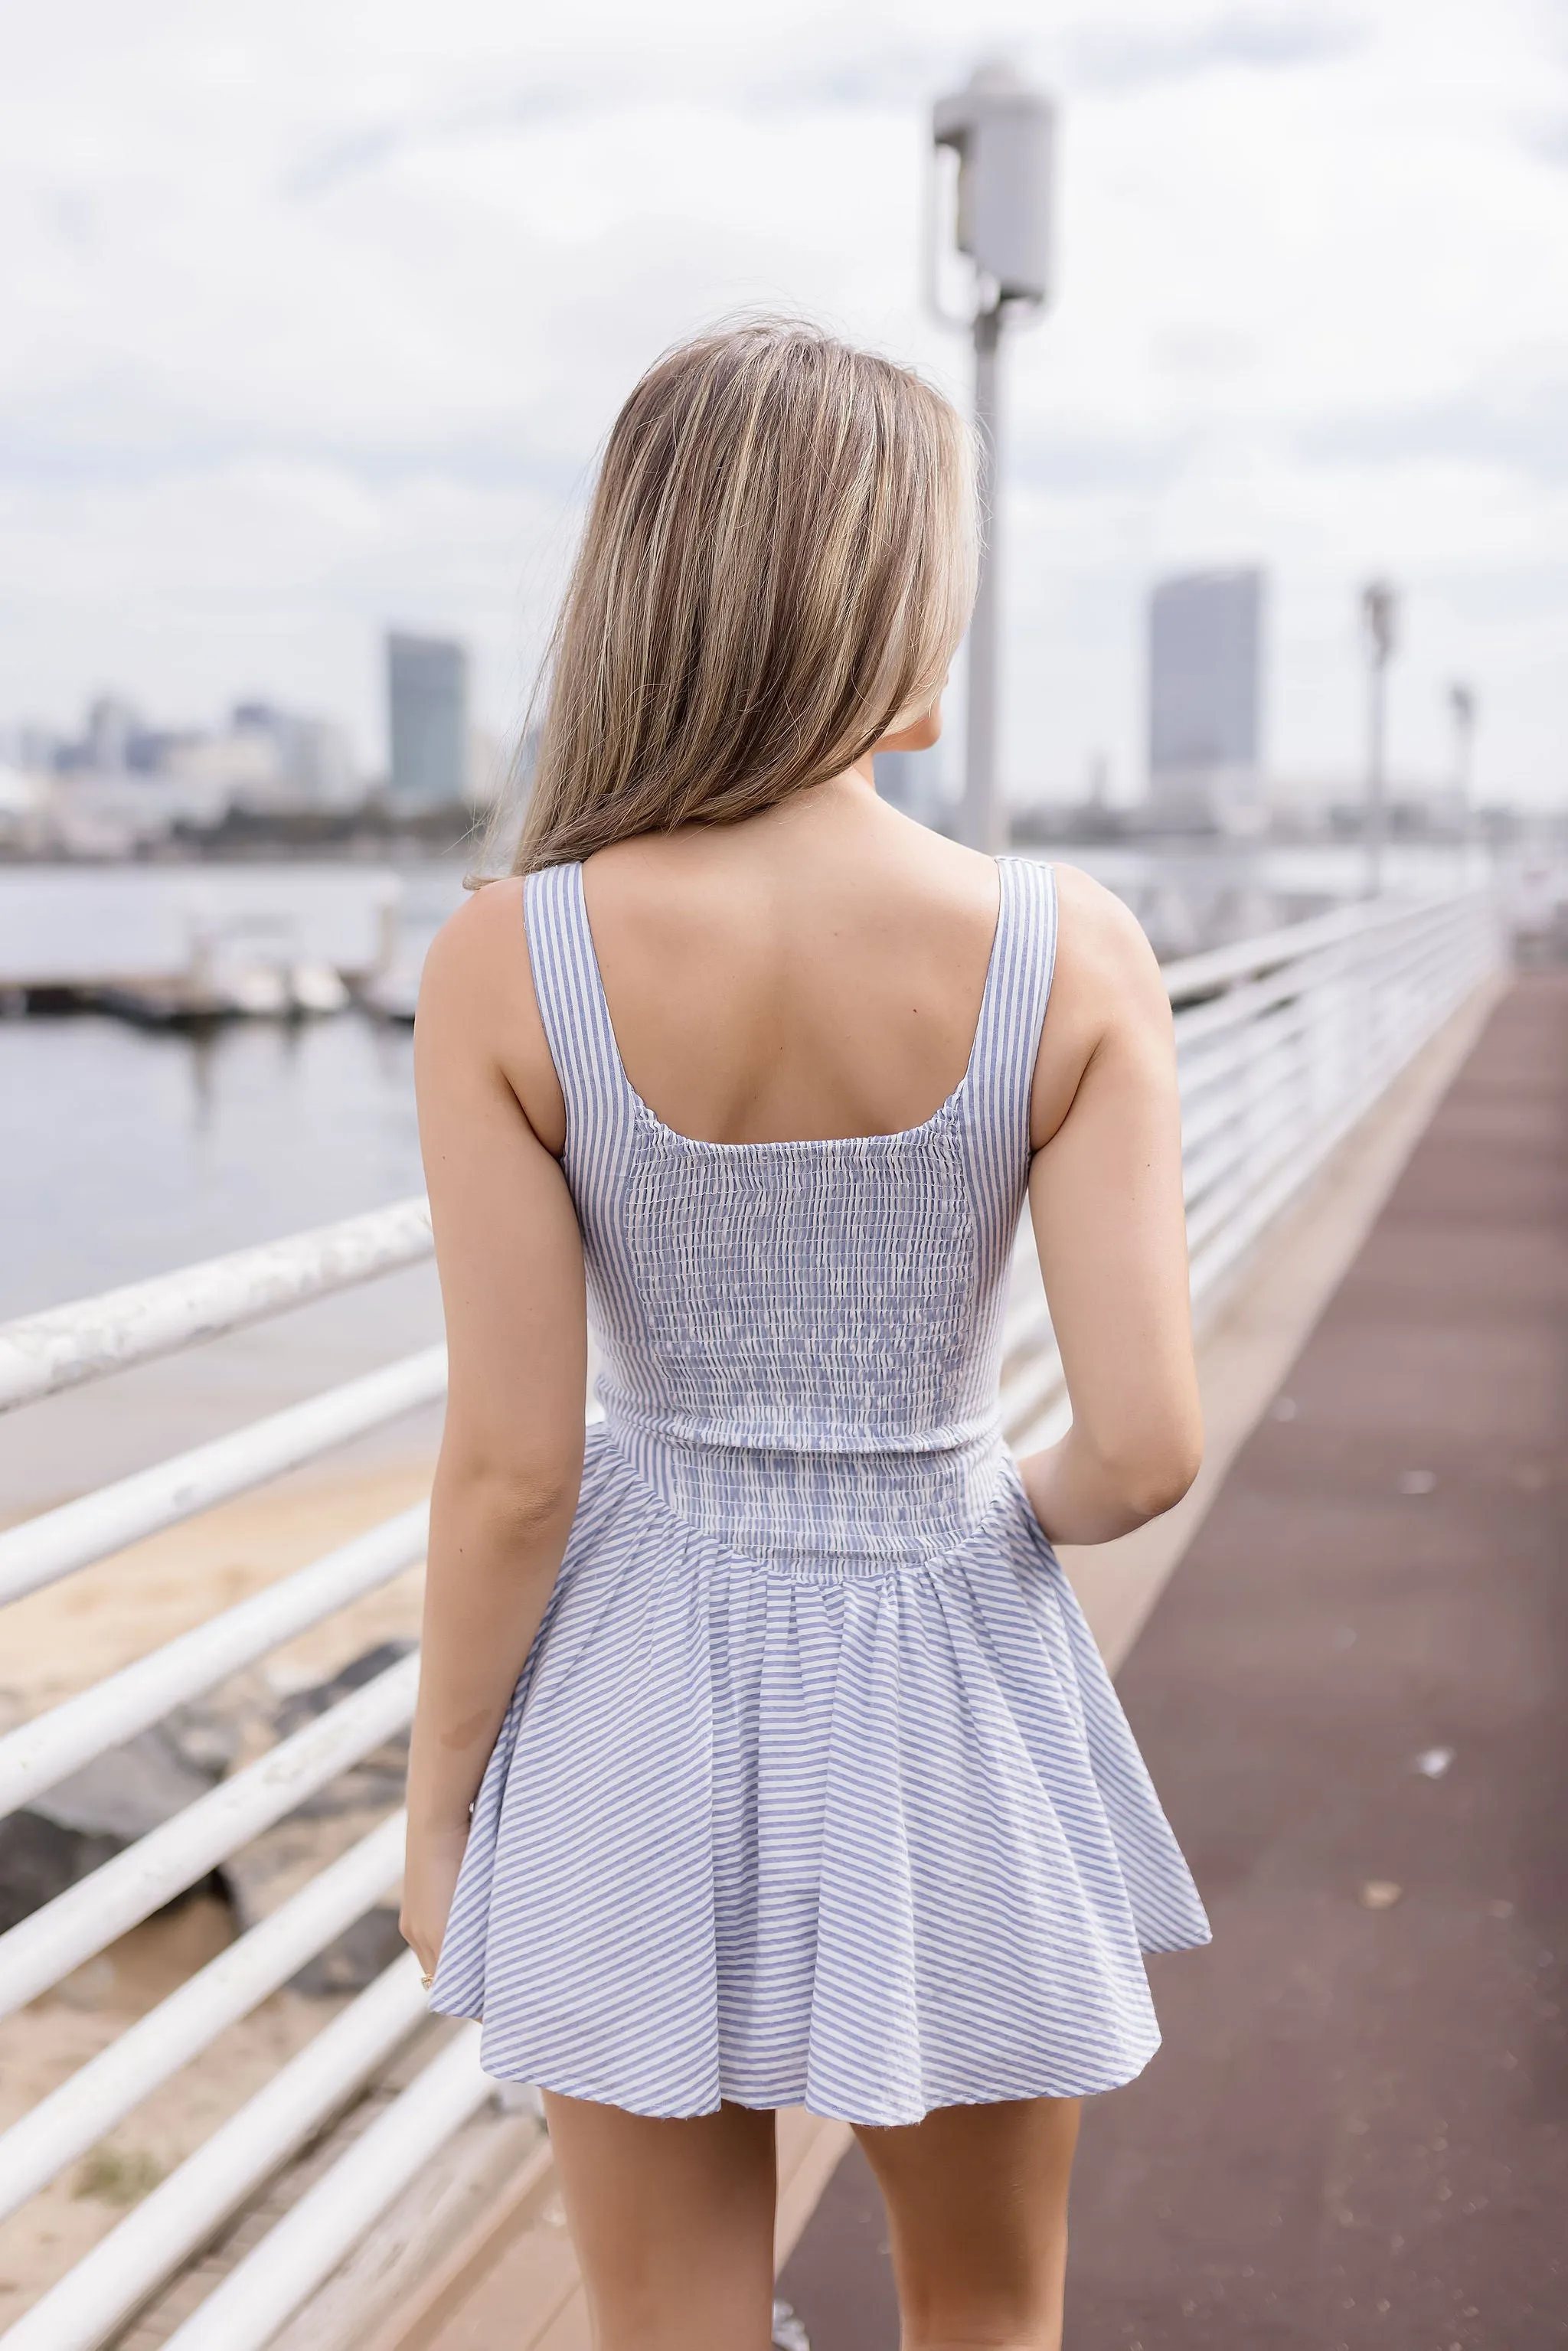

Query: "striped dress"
<box><xmin>430</xmin><ymin>853</ymin><xmax>1210</xmax><ymax>2125</ymax></box>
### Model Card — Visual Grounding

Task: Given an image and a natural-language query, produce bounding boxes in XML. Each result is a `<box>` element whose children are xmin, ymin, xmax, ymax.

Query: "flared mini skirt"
<box><xmin>429</xmin><ymin>1422</ymin><xmax>1211</xmax><ymax>2127</ymax></box>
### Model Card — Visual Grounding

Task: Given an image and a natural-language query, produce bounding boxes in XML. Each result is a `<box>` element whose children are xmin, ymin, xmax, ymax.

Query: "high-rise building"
<box><xmin>1147</xmin><ymin>569</ymin><xmax>1266</xmax><ymax>828</ymax></box>
<box><xmin>387</xmin><ymin>632</ymin><xmax>469</xmax><ymax>808</ymax></box>
<box><xmin>85</xmin><ymin>694</ymin><xmax>142</xmax><ymax>773</ymax></box>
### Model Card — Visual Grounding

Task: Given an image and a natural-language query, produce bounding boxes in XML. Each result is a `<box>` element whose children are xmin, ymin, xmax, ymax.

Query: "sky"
<box><xmin>2</xmin><ymin>0</ymin><xmax>1566</xmax><ymax>807</ymax></box>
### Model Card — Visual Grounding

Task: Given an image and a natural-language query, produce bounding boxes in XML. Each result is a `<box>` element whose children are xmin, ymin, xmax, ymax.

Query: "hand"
<box><xmin>400</xmin><ymin>1819</ymin><xmax>469</xmax><ymax>1984</ymax></box>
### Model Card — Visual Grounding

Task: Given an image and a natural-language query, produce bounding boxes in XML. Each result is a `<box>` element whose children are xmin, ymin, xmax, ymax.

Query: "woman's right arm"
<box><xmin>1016</xmin><ymin>869</ymin><xmax>1203</xmax><ymax>1546</ymax></box>
<box><xmin>400</xmin><ymin>887</ymin><xmax>588</xmax><ymax>1981</ymax></box>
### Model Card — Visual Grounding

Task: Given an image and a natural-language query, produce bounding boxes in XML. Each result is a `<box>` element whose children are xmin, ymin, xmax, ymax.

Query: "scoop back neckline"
<box><xmin>570</xmin><ymin>855</ymin><xmax>1010</xmax><ymax>1157</ymax></box>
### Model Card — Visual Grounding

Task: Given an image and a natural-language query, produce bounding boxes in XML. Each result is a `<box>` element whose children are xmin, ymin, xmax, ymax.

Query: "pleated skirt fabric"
<box><xmin>431</xmin><ymin>1426</ymin><xmax>1209</xmax><ymax>2125</ymax></box>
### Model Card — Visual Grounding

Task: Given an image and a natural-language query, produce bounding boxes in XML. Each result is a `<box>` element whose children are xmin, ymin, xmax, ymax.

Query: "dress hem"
<box><xmin>423</xmin><ymin>2004</ymin><xmax>1168</xmax><ymax>2125</ymax></box>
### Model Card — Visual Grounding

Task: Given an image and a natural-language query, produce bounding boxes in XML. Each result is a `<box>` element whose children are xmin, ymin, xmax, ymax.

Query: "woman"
<box><xmin>403</xmin><ymin>320</ymin><xmax>1209</xmax><ymax>2351</ymax></box>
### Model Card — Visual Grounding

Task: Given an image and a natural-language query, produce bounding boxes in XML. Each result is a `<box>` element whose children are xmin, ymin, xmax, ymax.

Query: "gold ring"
<box><xmin>420</xmin><ymin>1972</ymin><xmax>434</xmax><ymax>1992</ymax></box>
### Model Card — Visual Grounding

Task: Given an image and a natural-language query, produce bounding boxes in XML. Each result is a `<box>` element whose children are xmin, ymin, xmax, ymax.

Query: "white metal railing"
<box><xmin>0</xmin><ymin>1349</ymin><xmax>445</xmax><ymax>1608</ymax></box>
<box><xmin>0</xmin><ymin>882</ymin><xmax>1502</xmax><ymax>2351</ymax></box>
<box><xmin>0</xmin><ymin>1197</ymin><xmax>434</xmax><ymax>1412</ymax></box>
<box><xmin>0</xmin><ymin>1513</ymin><xmax>429</xmax><ymax>1825</ymax></box>
<box><xmin>0</xmin><ymin>1655</ymin><xmax>420</xmax><ymax>2018</ymax></box>
<box><xmin>999</xmin><ymin>884</ymin><xmax>1501</xmax><ymax>1444</ymax></box>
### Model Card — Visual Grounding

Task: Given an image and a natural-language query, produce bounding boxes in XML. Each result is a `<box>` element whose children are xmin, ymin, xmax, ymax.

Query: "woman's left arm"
<box><xmin>400</xmin><ymin>889</ymin><xmax>588</xmax><ymax>1980</ymax></box>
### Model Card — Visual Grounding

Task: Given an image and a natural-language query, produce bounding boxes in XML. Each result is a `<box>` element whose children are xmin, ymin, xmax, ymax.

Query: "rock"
<box><xmin>0</xmin><ymin>1644</ymin><xmax>413</xmax><ymax>1981</ymax></box>
<box><xmin>219</xmin><ymin>1641</ymin><xmax>416</xmax><ymax>1993</ymax></box>
<box><xmin>31</xmin><ymin>1721</ymin><xmax>219</xmax><ymax>1842</ymax></box>
<box><xmin>288</xmin><ymin>1904</ymin><xmax>407</xmax><ymax>1997</ymax></box>
<box><xmin>0</xmin><ymin>1812</ymin><xmax>123</xmax><ymax>1937</ymax></box>
<box><xmin>223</xmin><ymin>1800</ymin><xmax>407</xmax><ymax>1993</ymax></box>
<box><xmin>161</xmin><ymin>1687</ymin><xmax>253</xmax><ymax>1781</ymax></box>
<box><xmin>270</xmin><ymin>1640</ymin><xmax>414</xmax><ymax>1823</ymax></box>
<box><xmin>0</xmin><ymin>1718</ymin><xmax>228</xmax><ymax>1935</ymax></box>
<box><xmin>271</xmin><ymin>1641</ymin><xmax>416</xmax><ymax>1737</ymax></box>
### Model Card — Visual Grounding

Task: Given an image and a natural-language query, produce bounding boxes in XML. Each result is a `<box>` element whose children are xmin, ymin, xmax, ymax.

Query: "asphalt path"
<box><xmin>779</xmin><ymin>973</ymin><xmax>1567</xmax><ymax>2350</ymax></box>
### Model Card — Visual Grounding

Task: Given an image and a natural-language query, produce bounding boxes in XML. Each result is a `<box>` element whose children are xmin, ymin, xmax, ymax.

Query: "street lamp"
<box><xmin>929</xmin><ymin>62</ymin><xmax>1056</xmax><ymax>853</ymax></box>
<box><xmin>1447</xmin><ymin>681</ymin><xmax>1476</xmax><ymax>821</ymax></box>
<box><xmin>1360</xmin><ymin>580</ymin><xmax>1399</xmax><ymax>897</ymax></box>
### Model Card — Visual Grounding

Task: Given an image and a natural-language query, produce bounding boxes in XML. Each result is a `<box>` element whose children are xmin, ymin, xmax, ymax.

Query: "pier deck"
<box><xmin>779</xmin><ymin>971</ymin><xmax>1568</xmax><ymax>2349</ymax></box>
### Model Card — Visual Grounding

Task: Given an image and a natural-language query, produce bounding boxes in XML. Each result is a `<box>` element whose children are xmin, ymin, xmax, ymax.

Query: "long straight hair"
<box><xmin>500</xmin><ymin>319</ymin><xmax>976</xmax><ymax>874</ymax></box>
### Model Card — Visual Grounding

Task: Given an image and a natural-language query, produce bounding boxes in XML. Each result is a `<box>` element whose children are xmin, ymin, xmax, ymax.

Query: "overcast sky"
<box><xmin>2</xmin><ymin>0</ymin><xmax>1566</xmax><ymax>805</ymax></box>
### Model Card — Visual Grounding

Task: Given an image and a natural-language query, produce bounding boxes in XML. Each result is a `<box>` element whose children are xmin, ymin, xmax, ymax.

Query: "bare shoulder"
<box><xmin>419</xmin><ymin>876</ymin><xmax>525</xmax><ymax>1003</ymax></box>
<box><xmin>1031</xmin><ymin>865</ymin><xmax>1172</xmax><ymax>1148</ymax></box>
<box><xmin>1050</xmin><ymin>864</ymin><xmax>1166</xmax><ymax>1012</ymax></box>
<box><xmin>415</xmin><ymin>879</ymin><xmax>566</xmax><ymax>1151</ymax></box>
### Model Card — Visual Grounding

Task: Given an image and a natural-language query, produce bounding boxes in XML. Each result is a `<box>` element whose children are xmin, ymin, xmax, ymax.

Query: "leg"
<box><xmin>542</xmin><ymin>2091</ymin><xmax>778</xmax><ymax>2351</ymax></box>
<box><xmin>853</xmin><ymin>2095</ymin><xmax>1081</xmax><ymax>2351</ymax></box>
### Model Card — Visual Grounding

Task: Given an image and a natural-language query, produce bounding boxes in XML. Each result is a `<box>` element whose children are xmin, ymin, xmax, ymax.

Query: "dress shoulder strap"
<box><xmin>523</xmin><ymin>860</ymin><xmax>633</xmax><ymax>1172</ymax></box>
<box><xmin>966</xmin><ymin>856</ymin><xmax>1060</xmax><ymax>1174</ymax></box>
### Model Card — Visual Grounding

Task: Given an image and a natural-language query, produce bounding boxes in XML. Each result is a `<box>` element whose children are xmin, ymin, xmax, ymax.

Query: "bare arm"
<box><xmin>400</xmin><ymin>886</ymin><xmax>588</xmax><ymax>1977</ymax></box>
<box><xmin>1017</xmin><ymin>870</ymin><xmax>1202</xmax><ymax>1546</ymax></box>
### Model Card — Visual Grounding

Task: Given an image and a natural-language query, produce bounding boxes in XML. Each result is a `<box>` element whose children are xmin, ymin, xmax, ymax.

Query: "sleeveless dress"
<box><xmin>430</xmin><ymin>854</ymin><xmax>1210</xmax><ymax>2124</ymax></box>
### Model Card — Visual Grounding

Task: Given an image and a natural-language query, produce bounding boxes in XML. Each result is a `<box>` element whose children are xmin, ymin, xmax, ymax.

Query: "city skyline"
<box><xmin>3</xmin><ymin>2</ymin><xmax>1567</xmax><ymax>806</ymax></box>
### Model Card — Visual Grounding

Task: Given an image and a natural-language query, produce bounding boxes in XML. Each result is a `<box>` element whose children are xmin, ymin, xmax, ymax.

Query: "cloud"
<box><xmin>735</xmin><ymin>42</ymin><xmax>956</xmax><ymax>116</ymax></box>
<box><xmin>1521</xmin><ymin>113</ymin><xmax>1568</xmax><ymax>168</ymax></box>
<box><xmin>1063</xmin><ymin>6</ymin><xmax>1364</xmax><ymax>92</ymax></box>
<box><xmin>1</xmin><ymin>0</ymin><xmax>1566</xmax><ymax>805</ymax></box>
<box><xmin>1300</xmin><ymin>382</ymin><xmax>1568</xmax><ymax>489</ymax></box>
<box><xmin>283</xmin><ymin>82</ymin><xmax>610</xmax><ymax>201</ymax></box>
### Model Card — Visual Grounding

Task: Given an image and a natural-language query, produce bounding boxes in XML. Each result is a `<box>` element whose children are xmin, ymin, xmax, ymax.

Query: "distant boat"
<box><xmin>289</xmin><ymin>962</ymin><xmax>351</xmax><ymax>1017</ymax></box>
<box><xmin>0</xmin><ymin>865</ymin><xmax>406</xmax><ymax>1007</ymax></box>
<box><xmin>358</xmin><ymin>958</ymin><xmax>422</xmax><ymax>1024</ymax></box>
<box><xmin>227</xmin><ymin>964</ymin><xmax>292</xmax><ymax>1019</ymax></box>
<box><xmin>95</xmin><ymin>956</ymin><xmax>352</xmax><ymax>1027</ymax></box>
<box><xmin>95</xmin><ymin>975</ymin><xmax>240</xmax><ymax>1029</ymax></box>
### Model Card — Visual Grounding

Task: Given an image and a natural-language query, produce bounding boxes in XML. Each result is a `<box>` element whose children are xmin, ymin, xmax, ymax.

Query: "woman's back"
<box><xmin>521</xmin><ymin>795</ymin><xmax>1057</xmax><ymax>1569</ymax></box>
<box><xmin>580</xmin><ymin>792</ymin><xmax>1004</xmax><ymax>1150</ymax></box>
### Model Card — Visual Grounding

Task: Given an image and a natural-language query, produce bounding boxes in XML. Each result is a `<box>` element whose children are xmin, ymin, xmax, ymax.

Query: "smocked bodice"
<box><xmin>524</xmin><ymin>855</ymin><xmax>1057</xmax><ymax>1569</ymax></box>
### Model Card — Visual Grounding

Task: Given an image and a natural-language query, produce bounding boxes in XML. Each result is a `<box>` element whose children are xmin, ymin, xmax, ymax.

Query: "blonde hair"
<box><xmin>501</xmin><ymin>318</ymin><xmax>975</xmax><ymax>873</ymax></box>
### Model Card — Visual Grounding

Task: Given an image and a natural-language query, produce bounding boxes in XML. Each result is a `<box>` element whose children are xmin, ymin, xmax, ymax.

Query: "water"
<box><xmin>0</xmin><ymin>860</ymin><xmax>467</xmax><ymax>1513</ymax></box>
<box><xmin>0</xmin><ymin>862</ymin><xmax>407</xmax><ymax>989</ymax></box>
<box><xmin>0</xmin><ymin>860</ymin><xmax>467</xmax><ymax>1318</ymax></box>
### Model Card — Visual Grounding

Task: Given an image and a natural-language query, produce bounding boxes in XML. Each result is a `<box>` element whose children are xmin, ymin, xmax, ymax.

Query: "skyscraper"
<box><xmin>1147</xmin><ymin>569</ymin><xmax>1266</xmax><ymax>827</ymax></box>
<box><xmin>387</xmin><ymin>632</ymin><xmax>469</xmax><ymax>808</ymax></box>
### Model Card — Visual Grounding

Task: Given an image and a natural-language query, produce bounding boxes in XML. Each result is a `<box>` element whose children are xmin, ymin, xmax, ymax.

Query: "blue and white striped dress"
<box><xmin>430</xmin><ymin>854</ymin><xmax>1210</xmax><ymax>2124</ymax></box>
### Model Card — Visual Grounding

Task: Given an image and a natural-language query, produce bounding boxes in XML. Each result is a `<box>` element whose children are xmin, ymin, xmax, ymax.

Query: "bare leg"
<box><xmin>853</xmin><ymin>2095</ymin><xmax>1081</xmax><ymax>2351</ymax></box>
<box><xmin>542</xmin><ymin>2091</ymin><xmax>778</xmax><ymax>2351</ymax></box>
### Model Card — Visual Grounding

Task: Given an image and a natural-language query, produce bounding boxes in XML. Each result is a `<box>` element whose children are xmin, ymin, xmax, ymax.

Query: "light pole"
<box><xmin>930</xmin><ymin>63</ymin><xmax>1055</xmax><ymax>854</ymax></box>
<box><xmin>1447</xmin><ymin>681</ymin><xmax>1476</xmax><ymax>823</ymax></box>
<box><xmin>1360</xmin><ymin>580</ymin><xmax>1399</xmax><ymax>897</ymax></box>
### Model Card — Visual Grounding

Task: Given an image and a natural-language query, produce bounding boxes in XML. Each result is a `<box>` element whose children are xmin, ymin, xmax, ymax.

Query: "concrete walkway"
<box><xmin>779</xmin><ymin>973</ymin><xmax>1567</xmax><ymax>2350</ymax></box>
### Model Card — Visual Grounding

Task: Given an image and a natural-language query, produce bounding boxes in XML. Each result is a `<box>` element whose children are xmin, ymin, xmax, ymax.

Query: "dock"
<box><xmin>0</xmin><ymin>864</ymin><xmax>402</xmax><ymax>1024</ymax></box>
